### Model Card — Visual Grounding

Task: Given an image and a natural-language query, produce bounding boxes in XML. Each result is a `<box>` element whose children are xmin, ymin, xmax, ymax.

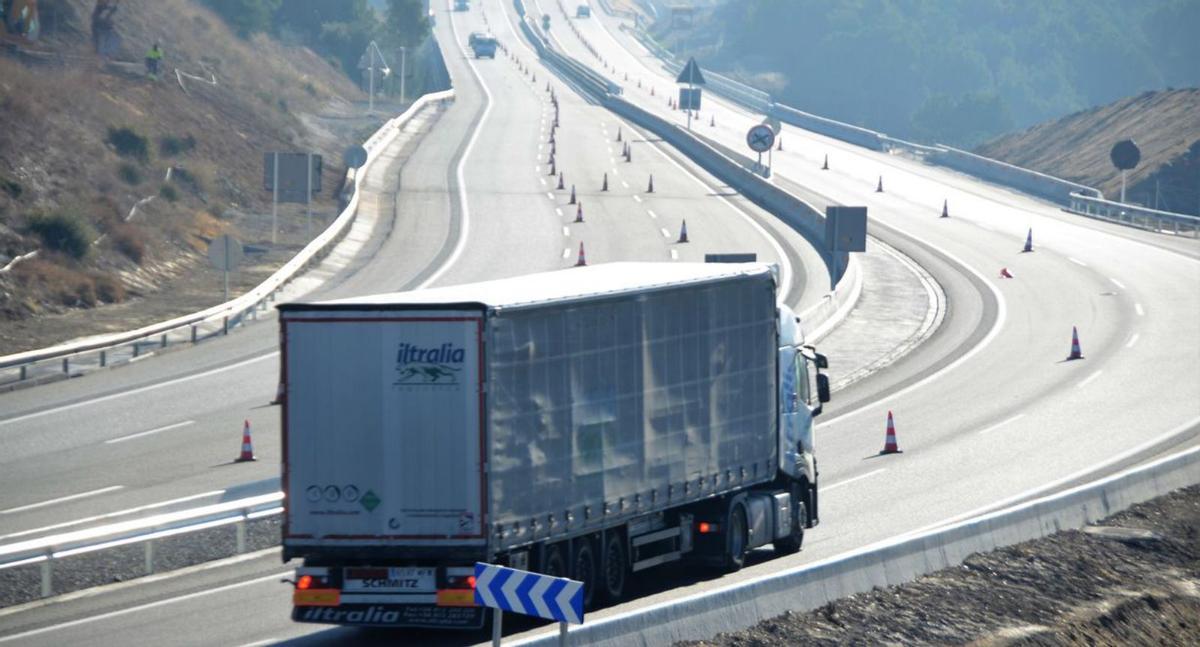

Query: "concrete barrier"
<box><xmin>929</xmin><ymin>145</ymin><xmax>1101</xmax><ymax>205</ymax></box>
<box><xmin>770</xmin><ymin>103</ymin><xmax>886</xmax><ymax>151</ymax></box>
<box><xmin>514</xmin><ymin>444</ymin><xmax>1200</xmax><ymax>646</ymax></box>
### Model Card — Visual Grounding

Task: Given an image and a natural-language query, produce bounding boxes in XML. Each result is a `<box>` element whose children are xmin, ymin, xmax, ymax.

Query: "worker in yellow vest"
<box><xmin>145</xmin><ymin>42</ymin><xmax>163</xmax><ymax>79</ymax></box>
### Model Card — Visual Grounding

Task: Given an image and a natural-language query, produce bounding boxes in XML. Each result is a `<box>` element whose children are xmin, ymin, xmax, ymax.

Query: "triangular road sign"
<box><xmin>676</xmin><ymin>57</ymin><xmax>706</xmax><ymax>85</ymax></box>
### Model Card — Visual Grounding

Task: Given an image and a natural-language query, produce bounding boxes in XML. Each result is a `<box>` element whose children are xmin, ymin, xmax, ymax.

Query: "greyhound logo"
<box><xmin>394</xmin><ymin>342</ymin><xmax>465</xmax><ymax>387</ymax></box>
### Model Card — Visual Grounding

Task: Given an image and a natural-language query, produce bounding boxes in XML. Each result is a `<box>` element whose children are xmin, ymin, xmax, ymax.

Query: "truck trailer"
<box><xmin>280</xmin><ymin>262</ymin><xmax>829</xmax><ymax>629</ymax></box>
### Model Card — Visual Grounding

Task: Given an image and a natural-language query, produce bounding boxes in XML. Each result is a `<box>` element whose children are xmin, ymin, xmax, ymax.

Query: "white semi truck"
<box><xmin>280</xmin><ymin>263</ymin><xmax>829</xmax><ymax>629</ymax></box>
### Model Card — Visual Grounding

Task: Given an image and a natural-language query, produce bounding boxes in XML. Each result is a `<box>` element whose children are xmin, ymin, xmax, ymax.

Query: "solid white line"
<box><xmin>235</xmin><ymin>639</ymin><xmax>279</xmax><ymax>647</ymax></box>
<box><xmin>416</xmin><ymin>11</ymin><xmax>491</xmax><ymax>289</ymax></box>
<box><xmin>1067</xmin><ymin>257</ymin><xmax>1087</xmax><ymax>267</ymax></box>
<box><xmin>0</xmin><ymin>486</ymin><xmax>124</xmax><ymax>515</ymax></box>
<box><xmin>1077</xmin><ymin>370</ymin><xmax>1103</xmax><ymax>389</ymax></box>
<box><xmin>660</xmin><ymin>228</ymin><xmax>670</xmax><ymax>238</ymax></box>
<box><xmin>632</xmin><ymin>195</ymin><xmax>642</xmax><ymax>203</ymax></box>
<box><xmin>977</xmin><ymin>413</ymin><xmax>1026</xmax><ymax>435</ymax></box>
<box><xmin>562</xmin><ymin>248</ymin><xmax>570</xmax><ymax>259</ymax></box>
<box><xmin>647</xmin><ymin>209</ymin><xmax>658</xmax><ymax>219</ymax></box>
<box><xmin>1109</xmin><ymin>277</ymin><xmax>1125</xmax><ymax>289</ymax></box>
<box><xmin>105</xmin><ymin>420</ymin><xmax>194</xmax><ymax>445</ymax></box>
<box><xmin>823</xmin><ymin>469</ymin><xmax>887</xmax><ymax>493</ymax></box>
<box><xmin>0</xmin><ymin>489</ymin><xmax>226</xmax><ymax>540</ymax></box>
<box><xmin>670</xmin><ymin>249</ymin><xmax>678</xmax><ymax>260</ymax></box>
<box><xmin>1135</xmin><ymin>303</ymin><xmax>1145</xmax><ymax>316</ymax></box>
<box><xmin>1126</xmin><ymin>333</ymin><xmax>1140</xmax><ymax>348</ymax></box>
<box><xmin>0</xmin><ymin>352</ymin><xmax>275</xmax><ymax>429</ymax></box>
<box><xmin>0</xmin><ymin>572</ymin><xmax>289</xmax><ymax>643</ymax></box>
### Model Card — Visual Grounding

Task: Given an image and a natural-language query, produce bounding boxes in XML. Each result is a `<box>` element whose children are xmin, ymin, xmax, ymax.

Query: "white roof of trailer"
<box><xmin>298</xmin><ymin>262</ymin><xmax>773</xmax><ymax>310</ymax></box>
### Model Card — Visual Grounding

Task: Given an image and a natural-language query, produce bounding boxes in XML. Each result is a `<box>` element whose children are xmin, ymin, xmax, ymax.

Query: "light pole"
<box><xmin>364</xmin><ymin>41</ymin><xmax>391</xmax><ymax>114</ymax></box>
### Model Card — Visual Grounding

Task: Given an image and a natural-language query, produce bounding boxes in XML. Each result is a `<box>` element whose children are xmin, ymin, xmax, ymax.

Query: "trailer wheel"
<box><xmin>541</xmin><ymin>543</ymin><xmax>567</xmax><ymax>578</ymax></box>
<box><xmin>723</xmin><ymin>504</ymin><xmax>748</xmax><ymax>573</ymax></box>
<box><xmin>572</xmin><ymin>538</ymin><xmax>598</xmax><ymax>610</ymax></box>
<box><xmin>600</xmin><ymin>532</ymin><xmax>627</xmax><ymax>602</ymax></box>
<box><xmin>775</xmin><ymin>485</ymin><xmax>807</xmax><ymax>555</ymax></box>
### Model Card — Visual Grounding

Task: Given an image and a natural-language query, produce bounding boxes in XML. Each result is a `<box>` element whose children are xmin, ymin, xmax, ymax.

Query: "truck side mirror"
<box><xmin>816</xmin><ymin>374</ymin><xmax>830</xmax><ymax>403</ymax></box>
<box><xmin>815</xmin><ymin>353</ymin><xmax>828</xmax><ymax>370</ymax></box>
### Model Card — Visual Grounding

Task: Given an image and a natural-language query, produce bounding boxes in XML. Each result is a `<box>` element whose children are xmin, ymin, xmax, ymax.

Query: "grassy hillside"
<box><xmin>652</xmin><ymin>0</ymin><xmax>1200</xmax><ymax>149</ymax></box>
<box><xmin>0</xmin><ymin>0</ymin><xmax>364</xmax><ymax>340</ymax></box>
<box><xmin>976</xmin><ymin>88</ymin><xmax>1200</xmax><ymax>215</ymax></box>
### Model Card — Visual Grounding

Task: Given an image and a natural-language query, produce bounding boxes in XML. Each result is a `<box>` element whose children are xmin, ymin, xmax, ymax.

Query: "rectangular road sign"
<box><xmin>264</xmin><ymin>152</ymin><xmax>322</xmax><ymax>204</ymax></box>
<box><xmin>825</xmin><ymin>206</ymin><xmax>867</xmax><ymax>252</ymax></box>
<box><xmin>473</xmin><ymin>562</ymin><xmax>584</xmax><ymax>625</ymax></box>
<box><xmin>679</xmin><ymin>87</ymin><xmax>702</xmax><ymax>111</ymax></box>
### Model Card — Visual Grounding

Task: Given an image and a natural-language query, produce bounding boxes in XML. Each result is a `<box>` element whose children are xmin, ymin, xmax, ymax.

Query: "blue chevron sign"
<box><xmin>473</xmin><ymin>562</ymin><xmax>585</xmax><ymax>624</ymax></box>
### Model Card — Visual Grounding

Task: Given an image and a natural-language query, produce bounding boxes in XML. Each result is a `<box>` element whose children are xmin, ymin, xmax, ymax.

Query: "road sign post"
<box><xmin>676</xmin><ymin>58</ymin><xmax>706</xmax><ymax>131</ymax></box>
<box><xmin>474</xmin><ymin>562</ymin><xmax>584</xmax><ymax>646</ymax></box>
<box><xmin>207</xmin><ymin>234</ymin><xmax>244</xmax><ymax>302</ymax></box>
<box><xmin>746</xmin><ymin>124</ymin><xmax>776</xmax><ymax>176</ymax></box>
<box><xmin>1110</xmin><ymin>139</ymin><xmax>1141</xmax><ymax>204</ymax></box>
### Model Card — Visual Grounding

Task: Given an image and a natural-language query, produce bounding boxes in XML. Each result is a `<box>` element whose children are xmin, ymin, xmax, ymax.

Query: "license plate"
<box><xmin>344</xmin><ymin>567</ymin><xmax>436</xmax><ymax>592</ymax></box>
<box><xmin>294</xmin><ymin>589</ymin><xmax>340</xmax><ymax>606</ymax></box>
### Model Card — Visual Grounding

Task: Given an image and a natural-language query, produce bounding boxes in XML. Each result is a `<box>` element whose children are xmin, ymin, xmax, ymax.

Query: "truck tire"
<box><xmin>541</xmin><ymin>543</ymin><xmax>567</xmax><ymax>578</ymax></box>
<box><xmin>572</xmin><ymin>538</ymin><xmax>598</xmax><ymax>610</ymax></box>
<box><xmin>774</xmin><ymin>494</ymin><xmax>806</xmax><ymax>555</ymax></box>
<box><xmin>722</xmin><ymin>504</ymin><xmax>748</xmax><ymax>573</ymax></box>
<box><xmin>600</xmin><ymin>532</ymin><xmax>626</xmax><ymax>602</ymax></box>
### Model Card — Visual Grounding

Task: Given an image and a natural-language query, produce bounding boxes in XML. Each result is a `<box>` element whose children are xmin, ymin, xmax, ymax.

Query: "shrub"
<box><xmin>107</xmin><ymin>127</ymin><xmax>150</xmax><ymax>164</ymax></box>
<box><xmin>27</xmin><ymin>210</ymin><xmax>97</xmax><ymax>260</ymax></box>
<box><xmin>110</xmin><ymin>223</ymin><xmax>147</xmax><ymax>264</ymax></box>
<box><xmin>118</xmin><ymin>163</ymin><xmax>143</xmax><ymax>185</ymax></box>
<box><xmin>92</xmin><ymin>273</ymin><xmax>127</xmax><ymax>303</ymax></box>
<box><xmin>159</xmin><ymin>184</ymin><xmax>180</xmax><ymax>202</ymax></box>
<box><xmin>0</xmin><ymin>175</ymin><xmax>22</xmax><ymax>199</ymax></box>
<box><xmin>158</xmin><ymin>134</ymin><xmax>197</xmax><ymax>157</ymax></box>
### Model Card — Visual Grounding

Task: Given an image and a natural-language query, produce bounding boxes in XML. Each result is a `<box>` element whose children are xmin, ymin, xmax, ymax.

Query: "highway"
<box><xmin>1</xmin><ymin>0</ymin><xmax>1198</xmax><ymax>644</ymax></box>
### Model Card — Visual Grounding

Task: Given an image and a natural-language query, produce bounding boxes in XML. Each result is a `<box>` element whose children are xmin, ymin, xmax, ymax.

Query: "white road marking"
<box><xmin>105</xmin><ymin>420</ymin><xmax>195</xmax><ymax>445</ymax></box>
<box><xmin>632</xmin><ymin>195</ymin><xmax>642</xmax><ymax>203</ymax></box>
<box><xmin>647</xmin><ymin>209</ymin><xmax>658</xmax><ymax>219</ymax></box>
<box><xmin>621</xmin><ymin>181</ymin><xmax>629</xmax><ymax>188</ymax></box>
<box><xmin>1109</xmin><ymin>277</ymin><xmax>1125</xmax><ymax>290</ymax></box>
<box><xmin>533</xmin><ymin>165</ymin><xmax>540</xmax><ymax>173</ymax></box>
<box><xmin>538</xmin><ymin>144</ymin><xmax>543</xmax><ymax>152</ymax></box>
<box><xmin>0</xmin><ymin>572</ymin><xmax>290</xmax><ymax>643</ymax></box>
<box><xmin>1135</xmin><ymin>303</ymin><xmax>1145</xmax><ymax>316</ymax></box>
<box><xmin>670</xmin><ymin>249</ymin><xmax>678</xmax><ymax>260</ymax></box>
<box><xmin>0</xmin><ymin>489</ymin><xmax>225</xmax><ymax>540</ymax></box>
<box><xmin>1126</xmin><ymin>333</ymin><xmax>1140</xmax><ymax>348</ymax></box>
<box><xmin>1067</xmin><ymin>257</ymin><xmax>1087</xmax><ymax>267</ymax></box>
<box><xmin>562</xmin><ymin>248</ymin><xmax>570</xmax><ymax>259</ymax></box>
<box><xmin>0</xmin><ymin>486</ymin><xmax>125</xmax><ymax>515</ymax></box>
<box><xmin>0</xmin><ymin>353</ymin><xmax>275</xmax><ymax>429</ymax></box>
<box><xmin>555</xmin><ymin>207</ymin><xmax>563</xmax><ymax>216</ymax></box>
<box><xmin>660</xmin><ymin>228</ymin><xmax>670</xmax><ymax>238</ymax></box>
<box><xmin>562</xmin><ymin>227</ymin><xmax>570</xmax><ymax>236</ymax></box>
<box><xmin>539</xmin><ymin>178</ymin><xmax>547</xmax><ymax>186</ymax></box>
<box><xmin>611</xmin><ymin>168</ymin><xmax>619</xmax><ymax>175</ymax></box>
<box><xmin>235</xmin><ymin>640</ymin><xmax>280</xmax><ymax>647</ymax></box>
<box><xmin>546</xmin><ymin>192</ymin><xmax>555</xmax><ymax>200</ymax></box>
<box><xmin>607</xmin><ymin>146</ymin><xmax>613</xmax><ymax>154</ymax></box>
<box><xmin>1077</xmin><ymin>370</ymin><xmax>1103</xmax><ymax>389</ymax></box>
<box><xmin>823</xmin><ymin>469</ymin><xmax>887</xmax><ymax>493</ymax></box>
<box><xmin>978</xmin><ymin>413</ymin><xmax>1026</xmax><ymax>435</ymax></box>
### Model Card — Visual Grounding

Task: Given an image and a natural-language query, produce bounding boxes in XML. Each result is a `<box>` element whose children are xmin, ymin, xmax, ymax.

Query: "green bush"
<box><xmin>107</xmin><ymin>127</ymin><xmax>150</xmax><ymax>164</ymax></box>
<box><xmin>118</xmin><ymin>163</ymin><xmax>143</xmax><ymax>185</ymax></box>
<box><xmin>159</xmin><ymin>184</ymin><xmax>180</xmax><ymax>202</ymax></box>
<box><xmin>110</xmin><ymin>223</ymin><xmax>147</xmax><ymax>264</ymax></box>
<box><xmin>27</xmin><ymin>210</ymin><xmax>97</xmax><ymax>260</ymax></box>
<box><xmin>158</xmin><ymin>134</ymin><xmax>197</xmax><ymax>157</ymax></box>
<box><xmin>0</xmin><ymin>175</ymin><xmax>22</xmax><ymax>199</ymax></box>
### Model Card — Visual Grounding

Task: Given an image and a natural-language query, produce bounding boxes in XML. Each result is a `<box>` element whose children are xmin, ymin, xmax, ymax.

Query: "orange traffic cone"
<box><xmin>999</xmin><ymin>267</ymin><xmax>1013</xmax><ymax>279</ymax></box>
<box><xmin>626</xmin><ymin>144</ymin><xmax>633</xmax><ymax>162</ymax></box>
<box><xmin>602</xmin><ymin>173</ymin><xmax>608</xmax><ymax>192</ymax></box>
<box><xmin>575</xmin><ymin>202</ymin><xmax>584</xmax><ymax>223</ymax></box>
<box><xmin>1068</xmin><ymin>326</ymin><xmax>1084</xmax><ymax>360</ymax></box>
<box><xmin>651</xmin><ymin>86</ymin><xmax>655</xmax><ymax>96</ymax></box>
<box><xmin>876</xmin><ymin>176</ymin><xmax>884</xmax><ymax>193</ymax></box>
<box><xmin>575</xmin><ymin>242</ymin><xmax>587</xmax><ymax>267</ymax></box>
<box><xmin>941</xmin><ymin>200</ymin><xmax>949</xmax><ymax>218</ymax></box>
<box><xmin>710</xmin><ymin>114</ymin><xmax>715</xmax><ymax>127</ymax></box>
<box><xmin>236</xmin><ymin>420</ymin><xmax>257</xmax><ymax>462</ymax></box>
<box><xmin>821</xmin><ymin>154</ymin><xmax>828</xmax><ymax>170</ymax></box>
<box><xmin>677</xmin><ymin>220</ymin><xmax>689</xmax><ymax>243</ymax></box>
<box><xmin>880</xmin><ymin>411</ymin><xmax>901</xmax><ymax>454</ymax></box>
<box><xmin>557</xmin><ymin>172</ymin><xmax>565</xmax><ymax>190</ymax></box>
<box><xmin>777</xmin><ymin>135</ymin><xmax>783</xmax><ymax>151</ymax></box>
<box><xmin>1023</xmin><ymin>228</ymin><xmax>1034</xmax><ymax>253</ymax></box>
<box><xmin>569</xmin><ymin>185</ymin><xmax>576</xmax><ymax>204</ymax></box>
<box><xmin>647</xmin><ymin>174</ymin><xmax>654</xmax><ymax>193</ymax></box>
<box><xmin>617</xmin><ymin>127</ymin><xmax>622</xmax><ymax>142</ymax></box>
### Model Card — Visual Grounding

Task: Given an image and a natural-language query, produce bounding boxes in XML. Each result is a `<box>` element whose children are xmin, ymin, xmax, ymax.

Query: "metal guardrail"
<box><xmin>1068</xmin><ymin>192</ymin><xmax>1200</xmax><ymax>237</ymax></box>
<box><xmin>0</xmin><ymin>492</ymin><xmax>283</xmax><ymax>598</ymax></box>
<box><xmin>0</xmin><ymin>90</ymin><xmax>455</xmax><ymax>389</ymax></box>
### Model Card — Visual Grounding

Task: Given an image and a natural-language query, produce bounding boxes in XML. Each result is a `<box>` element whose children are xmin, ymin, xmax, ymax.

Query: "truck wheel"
<box><xmin>723</xmin><ymin>505</ymin><xmax>748</xmax><ymax>573</ymax></box>
<box><xmin>600</xmin><ymin>532</ymin><xmax>626</xmax><ymax>602</ymax></box>
<box><xmin>572</xmin><ymin>538</ymin><xmax>597</xmax><ymax>610</ymax></box>
<box><xmin>775</xmin><ymin>496</ymin><xmax>806</xmax><ymax>555</ymax></box>
<box><xmin>542</xmin><ymin>543</ymin><xmax>567</xmax><ymax>578</ymax></box>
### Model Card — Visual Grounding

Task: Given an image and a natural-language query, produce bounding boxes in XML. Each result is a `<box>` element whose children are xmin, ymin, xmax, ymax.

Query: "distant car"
<box><xmin>469</xmin><ymin>32</ymin><xmax>497</xmax><ymax>58</ymax></box>
<box><xmin>542</xmin><ymin>13</ymin><xmax>551</xmax><ymax>30</ymax></box>
<box><xmin>454</xmin><ymin>0</ymin><xmax>469</xmax><ymax>11</ymax></box>
<box><xmin>577</xmin><ymin>5</ymin><xmax>591</xmax><ymax>18</ymax></box>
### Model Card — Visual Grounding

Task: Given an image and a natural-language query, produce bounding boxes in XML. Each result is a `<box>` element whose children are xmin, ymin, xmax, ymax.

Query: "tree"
<box><xmin>202</xmin><ymin>0</ymin><xmax>281</xmax><ymax>37</ymax></box>
<box><xmin>385</xmin><ymin>0</ymin><xmax>428</xmax><ymax>48</ymax></box>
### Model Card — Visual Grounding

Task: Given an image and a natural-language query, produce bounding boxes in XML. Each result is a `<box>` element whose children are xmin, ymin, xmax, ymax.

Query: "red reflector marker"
<box><xmin>467</xmin><ymin>575</ymin><xmax>476</xmax><ymax>589</ymax></box>
<box><xmin>297</xmin><ymin>575</ymin><xmax>313</xmax><ymax>590</ymax></box>
<box><xmin>698</xmin><ymin>522</ymin><xmax>711</xmax><ymax>534</ymax></box>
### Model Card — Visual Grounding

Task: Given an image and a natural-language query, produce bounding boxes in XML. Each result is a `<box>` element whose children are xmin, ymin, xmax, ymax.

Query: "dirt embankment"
<box><xmin>683</xmin><ymin>484</ymin><xmax>1200</xmax><ymax>646</ymax></box>
<box><xmin>0</xmin><ymin>0</ymin><xmax>380</xmax><ymax>354</ymax></box>
<box><xmin>975</xmin><ymin>88</ymin><xmax>1200</xmax><ymax>215</ymax></box>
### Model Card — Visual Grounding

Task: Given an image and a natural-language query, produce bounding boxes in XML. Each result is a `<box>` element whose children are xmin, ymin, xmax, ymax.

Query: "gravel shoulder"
<box><xmin>683</xmin><ymin>484</ymin><xmax>1200</xmax><ymax>646</ymax></box>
